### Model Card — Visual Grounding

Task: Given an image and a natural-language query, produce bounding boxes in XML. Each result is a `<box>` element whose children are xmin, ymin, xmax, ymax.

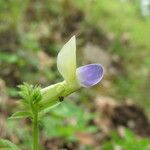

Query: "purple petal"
<box><xmin>76</xmin><ymin>64</ymin><xmax>104</xmax><ymax>87</ymax></box>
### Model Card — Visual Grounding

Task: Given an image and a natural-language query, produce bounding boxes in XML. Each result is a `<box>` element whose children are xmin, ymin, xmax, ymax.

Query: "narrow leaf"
<box><xmin>0</xmin><ymin>139</ymin><xmax>20</xmax><ymax>150</ymax></box>
<box><xmin>9</xmin><ymin>111</ymin><xmax>31</xmax><ymax>120</ymax></box>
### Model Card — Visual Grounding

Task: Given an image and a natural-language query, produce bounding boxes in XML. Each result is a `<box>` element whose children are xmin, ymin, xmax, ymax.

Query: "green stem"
<box><xmin>33</xmin><ymin>112</ymin><xmax>39</xmax><ymax>150</ymax></box>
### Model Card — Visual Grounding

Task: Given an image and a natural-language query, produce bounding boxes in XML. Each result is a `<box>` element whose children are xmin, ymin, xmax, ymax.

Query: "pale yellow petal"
<box><xmin>57</xmin><ymin>36</ymin><xmax>76</xmax><ymax>82</ymax></box>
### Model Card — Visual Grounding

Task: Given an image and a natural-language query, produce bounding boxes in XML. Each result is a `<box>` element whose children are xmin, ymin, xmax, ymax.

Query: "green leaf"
<box><xmin>9</xmin><ymin>111</ymin><xmax>31</xmax><ymax>120</ymax></box>
<box><xmin>18</xmin><ymin>83</ymin><xmax>42</xmax><ymax>104</ymax></box>
<box><xmin>0</xmin><ymin>139</ymin><xmax>20</xmax><ymax>150</ymax></box>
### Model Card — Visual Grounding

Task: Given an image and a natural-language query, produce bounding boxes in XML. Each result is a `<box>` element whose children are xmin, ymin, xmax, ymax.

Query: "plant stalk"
<box><xmin>33</xmin><ymin>112</ymin><xmax>39</xmax><ymax>150</ymax></box>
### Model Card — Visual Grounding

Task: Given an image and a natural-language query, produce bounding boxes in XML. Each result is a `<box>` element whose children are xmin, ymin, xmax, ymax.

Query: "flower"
<box><xmin>57</xmin><ymin>36</ymin><xmax>104</xmax><ymax>88</ymax></box>
<box><xmin>40</xmin><ymin>36</ymin><xmax>104</xmax><ymax>110</ymax></box>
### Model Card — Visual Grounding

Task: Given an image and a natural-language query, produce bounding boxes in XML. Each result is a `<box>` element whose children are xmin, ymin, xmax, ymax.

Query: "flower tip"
<box><xmin>68</xmin><ymin>35</ymin><xmax>76</xmax><ymax>44</ymax></box>
<box><xmin>76</xmin><ymin>64</ymin><xmax>104</xmax><ymax>87</ymax></box>
<box><xmin>72</xmin><ymin>35</ymin><xmax>76</xmax><ymax>39</ymax></box>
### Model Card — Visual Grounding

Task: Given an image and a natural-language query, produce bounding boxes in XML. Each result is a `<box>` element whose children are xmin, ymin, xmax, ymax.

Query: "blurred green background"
<box><xmin>0</xmin><ymin>0</ymin><xmax>150</xmax><ymax>150</ymax></box>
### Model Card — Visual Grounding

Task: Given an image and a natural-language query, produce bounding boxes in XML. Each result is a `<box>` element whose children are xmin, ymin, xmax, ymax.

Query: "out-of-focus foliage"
<box><xmin>42</xmin><ymin>101</ymin><xmax>97</xmax><ymax>139</ymax></box>
<box><xmin>102</xmin><ymin>129</ymin><xmax>150</xmax><ymax>150</ymax></box>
